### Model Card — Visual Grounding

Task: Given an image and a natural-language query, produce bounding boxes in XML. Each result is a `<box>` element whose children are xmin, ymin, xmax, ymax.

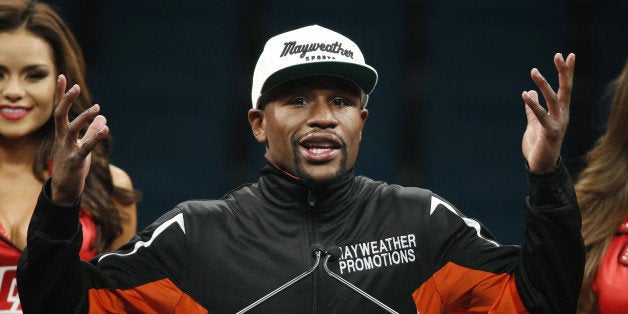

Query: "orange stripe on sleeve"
<box><xmin>412</xmin><ymin>276</ymin><xmax>445</xmax><ymax>314</ymax></box>
<box><xmin>88</xmin><ymin>278</ymin><xmax>207</xmax><ymax>313</ymax></box>
<box><xmin>412</xmin><ymin>262</ymin><xmax>527</xmax><ymax>314</ymax></box>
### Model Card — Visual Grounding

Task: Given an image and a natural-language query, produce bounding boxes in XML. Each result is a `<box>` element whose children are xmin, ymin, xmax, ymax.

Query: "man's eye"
<box><xmin>331</xmin><ymin>97</ymin><xmax>350</xmax><ymax>107</ymax></box>
<box><xmin>289</xmin><ymin>97</ymin><xmax>308</xmax><ymax>106</ymax></box>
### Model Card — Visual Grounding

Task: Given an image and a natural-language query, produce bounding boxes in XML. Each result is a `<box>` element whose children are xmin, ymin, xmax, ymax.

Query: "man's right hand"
<box><xmin>50</xmin><ymin>74</ymin><xmax>109</xmax><ymax>205</ymax></box>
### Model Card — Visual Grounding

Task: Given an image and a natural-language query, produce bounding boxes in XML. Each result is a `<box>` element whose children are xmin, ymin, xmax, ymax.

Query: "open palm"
<box><xmin>50</xmin><ymin>75</ymin><xmax>109</xmax><ymax>205</ymax></box>
<box><xmin>521</xmin><ymin>53</ymin><xmax>575</xmax><ymax>173</ymax></box>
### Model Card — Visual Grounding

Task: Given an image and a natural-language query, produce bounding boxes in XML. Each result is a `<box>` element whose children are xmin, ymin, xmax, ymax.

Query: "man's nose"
<box><xmin>306</xmin><ymin>100</ymin><xmax>338</xmax><ymax>129</ymax></box>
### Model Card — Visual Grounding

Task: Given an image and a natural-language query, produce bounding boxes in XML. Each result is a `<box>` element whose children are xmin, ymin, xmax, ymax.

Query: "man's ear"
<box><xmin>359</xmin><ymin>109</ymin><xmax>369</xmax><ymax>141</ymax></box>
<box><xmin>248</xmin><ymin>109</ymin><xmax>267</xmax><ymax>143</ymax></box>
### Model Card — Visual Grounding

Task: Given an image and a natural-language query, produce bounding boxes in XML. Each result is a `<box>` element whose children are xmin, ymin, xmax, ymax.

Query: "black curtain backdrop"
<box><xmin>47</xmin><ymin>0</ymin><xmax>627</xmax><ymax>244</ymax></box>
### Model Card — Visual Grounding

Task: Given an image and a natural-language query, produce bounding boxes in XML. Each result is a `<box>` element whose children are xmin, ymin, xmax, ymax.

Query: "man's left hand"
<box><xmin>521</xmin><ymin>53</ymin><xmax>575</xmax><ymax>173</ymax></box>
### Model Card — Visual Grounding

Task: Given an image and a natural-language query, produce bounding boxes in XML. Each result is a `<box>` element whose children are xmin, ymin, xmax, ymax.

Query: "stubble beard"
<box><xmin>291</xmin><ymin>130</ymin><xmax>348</xmax><ymax>189</ymax></box>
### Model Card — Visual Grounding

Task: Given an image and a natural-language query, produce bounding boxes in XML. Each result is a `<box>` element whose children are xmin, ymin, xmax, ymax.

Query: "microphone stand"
<box><xmin>236</xmin><ymin>245</ymin><xmax>399</xmax><ymax>314</ymax></box>
<box><xmin>236</xmin><ymin>248</ymin><xmax>323</xmax><ymax>314</ymax></box>
<box><xmin>322</xmin><ymin>250</ymin><xmax>399</xmax><ymax>314</ymax></box>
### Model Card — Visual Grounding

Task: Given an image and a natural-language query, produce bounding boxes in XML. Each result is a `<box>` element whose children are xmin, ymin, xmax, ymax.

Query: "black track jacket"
<box><xmin>17</xmin><ymin>161</ymin><xmax>584</xmax><ymax>313</ymax></box>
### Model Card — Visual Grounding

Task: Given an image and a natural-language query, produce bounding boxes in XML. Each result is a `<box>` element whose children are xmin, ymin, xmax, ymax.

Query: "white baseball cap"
<box><xmin>251</xmin><ymin>25</ymin><xmax>378</xmax><ymax>108</ymax></box>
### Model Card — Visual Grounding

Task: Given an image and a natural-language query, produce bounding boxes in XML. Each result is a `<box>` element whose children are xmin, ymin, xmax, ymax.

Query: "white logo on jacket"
<box><xmin>338</xmin><ymin>234</ymin><xmax>417</xmax><ymax>275</ymax></box>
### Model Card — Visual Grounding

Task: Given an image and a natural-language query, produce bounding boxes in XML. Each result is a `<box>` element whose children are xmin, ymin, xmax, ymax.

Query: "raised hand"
<box><xmin>50</xmin><ymin>74</ymin><xmax>109</xmax><ymax>205</ymax></box>
<box><xmin>521</xmin><ymin>53</ymin><xmax>575</xmax><ymax>173</ymax></box>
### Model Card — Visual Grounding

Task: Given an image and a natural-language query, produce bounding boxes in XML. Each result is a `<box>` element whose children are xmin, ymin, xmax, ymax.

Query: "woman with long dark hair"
<box><xmin>0</xmin><ymin>0</ymin><xmax>139</xmax><ymax>310</ymax></box>
<box><xmin>577</xmin><ymin>60</ymin><xmax>628</xmax><ymax>313</ymax></box>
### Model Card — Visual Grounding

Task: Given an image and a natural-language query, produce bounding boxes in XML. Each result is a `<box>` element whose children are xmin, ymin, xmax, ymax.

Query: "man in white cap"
<box><xmin>18</xmin><ymin>25</ymin><xmax>583</xmax><ymax>313</ymax></box>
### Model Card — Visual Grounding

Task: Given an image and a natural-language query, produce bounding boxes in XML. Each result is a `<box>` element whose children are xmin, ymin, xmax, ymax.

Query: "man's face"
<box><xmin>248</xmin><ymin>75</ymin><xmax>368</xmax><ymax>186</ymax></box>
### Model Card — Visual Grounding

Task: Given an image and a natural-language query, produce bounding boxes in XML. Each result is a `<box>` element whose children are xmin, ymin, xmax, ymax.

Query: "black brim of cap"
<box><xmin>261</xmin><ymin>61</ymin><xmax>378</xmax><ymax>96</ymax></box>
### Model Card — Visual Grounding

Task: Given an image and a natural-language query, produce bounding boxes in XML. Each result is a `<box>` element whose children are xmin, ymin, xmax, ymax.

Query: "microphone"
<box><xmin>322</xmin><ymin>246</ymin><xmax>399</xmax><ymax>314</ymax></box>
<box><xmin>236</xmin><ymin>244</ymin><xmax>324</xmax><ymax>314</ymax></box>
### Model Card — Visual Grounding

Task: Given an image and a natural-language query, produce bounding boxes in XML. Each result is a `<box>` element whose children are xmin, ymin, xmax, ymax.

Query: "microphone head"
<box><xmin>310</xmin><ymin>243</ymin><xmax>325</xmax><ymax>257</ymax></box>
<box><xmin>325</xmin><ymin>246</ymin><xmax>343</xmax><ymax>262</ymax></box>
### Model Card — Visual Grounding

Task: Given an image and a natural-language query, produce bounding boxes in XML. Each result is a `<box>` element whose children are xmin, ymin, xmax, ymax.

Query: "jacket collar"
<box><xmin>258</xmin><ymin>162</ymin><xmax>356</xmax><ymax>211</ymax></box>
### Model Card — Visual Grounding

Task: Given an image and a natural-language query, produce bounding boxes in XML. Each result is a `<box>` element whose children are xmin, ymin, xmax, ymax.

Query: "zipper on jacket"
<box><xmin>306</xmin><ymin>190</ymin><xmax>318</xmax><ymax>313</ymax></box>
<box><xmin>307</xmin><ymin>189</ymin><xmax>316</xmax><ymax>206</ymax></box>
<box><xmin>307</xmin><ymin>211</ymin><xmax>319</xmax><ymax>313</ymax></box>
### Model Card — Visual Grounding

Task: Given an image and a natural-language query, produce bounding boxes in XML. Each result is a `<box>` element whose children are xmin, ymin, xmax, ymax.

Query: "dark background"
<box><xmin>46</xmin><ymin>0</ymin><xmax>627</xmax><ymax>245</ymax></box>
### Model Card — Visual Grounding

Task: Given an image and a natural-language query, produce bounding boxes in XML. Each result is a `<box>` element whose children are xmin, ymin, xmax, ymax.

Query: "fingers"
<box><xmin>522</xmin><ymin>90</ymin><xmax>550</xmax><ymax>128</ymax></box>
<box><xmin>54</xmin><ymin>76</ymin><xmax>81</xmax><ymax>135</ymax></box>
<box><xmin>527</xmin><ymin>53</ymin><xmax>575</xmax><ymax>118</ymax></box>
<box><xmin>529</xmin><ymin>68</ymin><xmax>558</xmax><ymax>115</ymax></box>
<box><xmin>68</xmin><ymin>104</ymin><xmax>101</xmax><ymax>139</ymax></box>
<box><xmin>554</xmin><ymin>53</ymin><xmax>575</xmax><ymax>109</ymax></box>
<box><xmin>54</xmin><ymin>74</ymin><xmax>66</xmax><ymax>106</ymax></box>
<box><xmin>77</xmin><ymin>115</ymin><xmax>109</xmax><ymax>159</ymax></box>
<box><xmin>53</xmin><ymin>75</ymin><xmax>68</xmax><ymax>134</ymax></box>
<box><xmin>52</xmin><ymin>74</ymin><xmax>109</xmax><ymax>159</ymax></box>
